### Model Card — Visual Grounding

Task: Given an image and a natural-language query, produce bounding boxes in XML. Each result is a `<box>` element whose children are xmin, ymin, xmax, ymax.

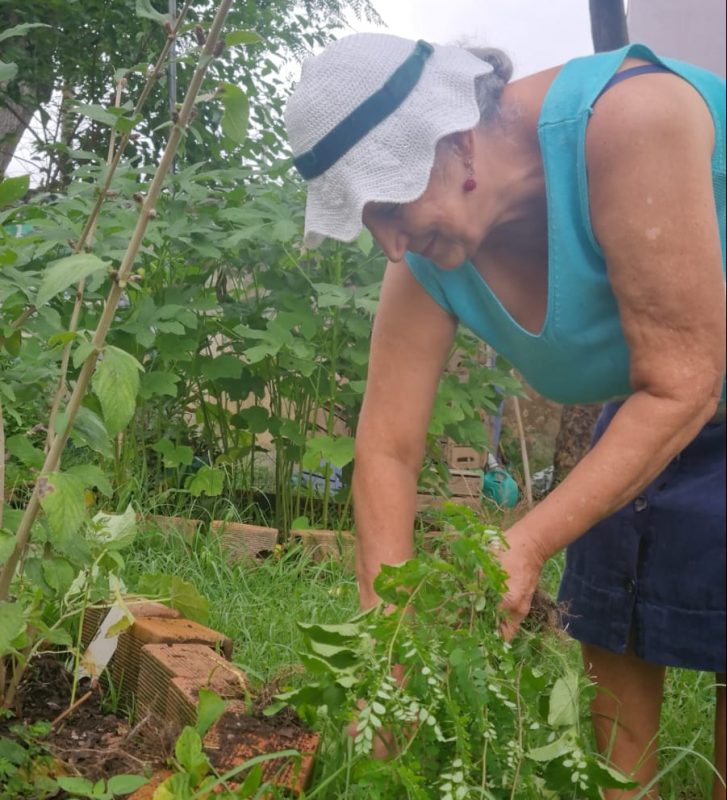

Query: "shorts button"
<box><xmin>634</xmin><ymin>496</ymin><xmax>648</xmax><ymax>512</ymax></box>
<box><xmin>624</xmin><ymin>578</ymin><xmax>637</xmax><ymax>594</ymax></box>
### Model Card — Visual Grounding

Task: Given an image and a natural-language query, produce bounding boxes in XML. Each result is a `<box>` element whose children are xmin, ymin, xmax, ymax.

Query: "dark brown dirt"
<box><xmin>2</xmin><ymin>656</ymin><xmax>317</xmax><ymax>796</ymax></box>
<box><xmin>1</xmin><ymin>656</ymin><xmax>173</xmax><ymax>790</ymax></box>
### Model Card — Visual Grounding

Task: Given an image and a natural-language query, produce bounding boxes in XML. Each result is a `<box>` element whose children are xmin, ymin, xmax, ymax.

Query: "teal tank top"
<box><xmin>406</xmin><ymin>44</ymin><xmax>726</xmax><ymax>404</ymax></box>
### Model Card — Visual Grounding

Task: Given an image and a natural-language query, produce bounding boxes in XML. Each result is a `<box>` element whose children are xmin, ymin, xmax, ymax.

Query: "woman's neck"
<box><xmin>472</xmin><ymin>64</ymin><xmax>561</xmax><ymax>240</ymax></box>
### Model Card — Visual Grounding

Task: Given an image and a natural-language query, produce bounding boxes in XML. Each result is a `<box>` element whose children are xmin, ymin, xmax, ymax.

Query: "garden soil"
<box><xmin>2</xmin><ymin>655</ymin><xmax>318</xmax><ymax>796</ymax></box>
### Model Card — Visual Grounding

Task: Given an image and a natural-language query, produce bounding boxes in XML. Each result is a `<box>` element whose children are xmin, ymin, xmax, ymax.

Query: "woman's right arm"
<box><xmin>353</xmin><ymin>260</ymin><xmax>458</xmax><ymax>609</ymax></box>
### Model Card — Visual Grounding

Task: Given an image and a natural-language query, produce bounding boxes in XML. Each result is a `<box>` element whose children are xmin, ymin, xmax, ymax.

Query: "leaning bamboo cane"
<box><xmin>511</xmin><ymin>393</ymin><xmax>533</xmax><ymax>508</ymax></box>
<box><xmin>0</xmin><ymin>0</ymin><xmax>234</xmax><ymax>602</ymax></box>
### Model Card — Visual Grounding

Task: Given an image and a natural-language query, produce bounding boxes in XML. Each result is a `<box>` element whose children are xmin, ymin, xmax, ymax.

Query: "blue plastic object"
<box><xmin>482</xmin><ymin>466</ymin><xmax>520</xmax><ymax>509</ymax></box>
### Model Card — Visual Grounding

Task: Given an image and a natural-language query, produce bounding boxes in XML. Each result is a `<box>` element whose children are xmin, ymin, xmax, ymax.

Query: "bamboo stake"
<box><xmin>45</xmin><ymin>78</ymin><xmax>127</xmax><ymax>454</ymax></box>
<box><xmin>510</xmin><ymin>394</ymin><xmax>533</xmax><ymax>508</ymax></box>
<box><xmin>51</xmin><ymin>689</ymin><xmax>93</xmax><ymax>728</ymax></box>
<box><xmin>0</xmin><ymin>0</ymin><xmax>234</xmax><ymax>602</ymax></box>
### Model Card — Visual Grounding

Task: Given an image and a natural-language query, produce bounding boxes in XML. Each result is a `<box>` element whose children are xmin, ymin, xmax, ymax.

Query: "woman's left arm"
<box><xmin>499</xmin><ymin>72</ymin><xmax>726</xmax><ymax>638</ymax></box>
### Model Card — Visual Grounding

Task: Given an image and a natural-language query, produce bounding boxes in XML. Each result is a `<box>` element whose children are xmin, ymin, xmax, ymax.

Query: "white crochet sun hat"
<box><xmin>284</xmin><ymin>33</ymin><xmax>492</xmax><ymax>248</ymax></box>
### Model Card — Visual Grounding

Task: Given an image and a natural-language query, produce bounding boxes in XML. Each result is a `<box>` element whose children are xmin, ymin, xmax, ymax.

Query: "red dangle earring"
<box><xmin>463</xmin><ymin>157</ymin><xmax>477</xmax><ymax>193</ymax></box>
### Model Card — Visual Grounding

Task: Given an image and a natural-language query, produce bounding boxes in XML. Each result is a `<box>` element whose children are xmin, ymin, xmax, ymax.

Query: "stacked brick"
<box><xmin>82</xmin><ymin>601</ymin><xmax>319</xmax><ymax>797</ymax></box>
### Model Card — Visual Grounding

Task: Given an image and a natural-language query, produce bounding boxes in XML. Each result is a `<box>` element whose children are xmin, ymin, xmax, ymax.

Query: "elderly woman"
<box><xmin>284</xmin><ymin>33</ymin><xmax>726</xmax><ymax>799</ymax></box>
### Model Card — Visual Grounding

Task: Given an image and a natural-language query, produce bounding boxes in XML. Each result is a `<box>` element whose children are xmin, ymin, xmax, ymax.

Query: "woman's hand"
<box><xmin>495</xmin><ymin>529</ymin><xmax>547</xmax><ymax>641</ymax></box>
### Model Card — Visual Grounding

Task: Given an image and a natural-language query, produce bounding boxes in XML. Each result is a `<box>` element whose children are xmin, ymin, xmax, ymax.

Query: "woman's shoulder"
<box><xmin>586</xmin><ymin>62</ymin><xmax>715</xmax><ymax>167</ymax></box>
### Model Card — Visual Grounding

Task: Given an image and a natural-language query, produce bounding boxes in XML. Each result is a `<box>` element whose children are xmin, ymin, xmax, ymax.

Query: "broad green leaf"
<box><xmin>68</xmin><ymin>463</ymin><xmax>113</xmax><ymax>497</ymax></box>
<box><xmin>106</xmin><ymin>774</ymin><xmax>149</xmax><ymax>795</ymax></box>
<box><xmin>139</xmin><ymin>370</ymin><xmax>180</xmax><ymax>399</ymax></box>
<box><xmin>306</xmin><ymin>640</ymin><xmax>359</xmax><ymax>670</ymax></box>
<box><xmin>199</xmin><ymin>354</ymin><xmax>243</xmax><ymax>380</ymax></box>
<box><xmin>92</xmin><ymin>346</ymin><xmax>143</xmax><ymax>436</ymax></box>
<box><xmin>57</xmin><ymin>777</ymin><xmax>94</xmax><ymax>795</ymax></box>
<box><xmin>113</xmin><ymin>113</ymin><xmax>143</xmax><ymax>134</ymax></box>
<box><xmin>36</xmin><ymin>253</ymin><xmax>109</xmax><ymax>307</ymax></box>
<box><xmin>298</xmin><ymin>621</ymin><xmax>362</xmax><ymax>644</ymax></box>
<box><xmin>0</xmin><ymin>530</ymin><xmax>15</xmax><ymax>564</ymax></box>
<box><xmin>153</xmin><ymin>773</ymin><xmax>194</xmax><ymax>800</ymax></box>
<box><xmin>196</xmin><ymin>688</ymin><xmax>227</xmax><ymax>737</ymax></box>
<box><xmin>0</xmin><ymin>174</ymin><xmax>29</xmax><ymax>206</ymax></box>
<box><xmin>5</xmin><ymin>434</ymin><xmax>44</xmax><ymax>470</ymax></box>
<box><xmin>92</xmin><ymin>505</ymin><xmax>137</xmax><ymax>548</ymax></box>
<box><xmin>314</xmin><ymin>283</ymin><xmax>355</xmax><ymax>309</ymax></box>
<box><xmin>135</xmin><ymin>0</ymin><xmax>171</xmax><ymax>24</ymax></box>
<box><xmin>0</xmin><ymin>22</ymin><xmax>51</xmax><ymax>43</ymax></box>
<box><xmin>186</xmin><ymin>465</ymin><xmax>224</xmax><ymax>497</ymax></box>
<box><xmin>225</xmin><ymin>30</ymin><xmax>263</xmax><ymax>46</ymax></box>
<box><xmin>0</xmin><ymin>61</ymin><xmax>18</xmax><ymax>82</ymax></box>
<box><xmin>136</xmin><ymin>573</ymin><xmax>209</xmax><ymax>624</ymax></box>
<box><xmin>243</xmin><ymin>342</ymin><xmax>279</xmax><ymax>363</ymax></box>
<box><xmin>0</xmin><ymin>601</ymin><xmax>26</xmax><ymax>655</ymax></box>
<box><xmin>1</xmin><ymin>329</ymin><xmax>21</xmax><ymax>357</ymax></box>
<box><xmin>57</xmin><ymin>406</ymin><xmax>113</xmax><ymax>460</ymax></box>
<box><xmin>302</xmin><ymin>434</ymin><xmax>355</xmax><ymax>470</ymax></box>
<box><xmin>73</xmin><ymin>340</ymin><xmax>97</xmax><ymax>370</ymax></box>
<box><xmin>71</xmin><ymin>102</ymin><xmax>118</xmax><ymax>127</ymax></box>
<box><xmin>548</xmin><ymin>671</ymin><xmax>580</xmax><ymax>728</ymax></box>
<box><xmin>48</xmin><ymin>330</ymin><xmax>78</xmax><ymax>348</ymax></box>
<box><xmin>218</xmin><ymin>83</ymin><xmax>249</xmax><ymax>145</ymax></box>
<box><xmin>42</xmin><ymin>626</ymin><xmax>74</xmax><ymax>647</ymax></box>
<box><xmin>41</xmin><ymin>558</ymin><xmax>76</xmax><ymax>596</ymax></box>
<box><xmin>169</xmin><ymin>576</ymin><xmax>209</xmax><ymax>624</ymax></box>
<box><xmin>152</xmin><ymin>438</ymin><xmax>194</xmax><ymax>468</ymax></box>
<box><xmin>527</xmin><ymin>732</ymin><xmax>573</xmax><ymax>762</ymax></box>
<box><xmin>39</xmin><ymin>472</ymin><xmax>86</xmax><ymax>538</ymax></box>
<box><xmin>237</xmin><ymin>406</ymin><xmax>269</xmax><ymax>433</ymax></box>
<box><xmin>175</xmin><ymin>727</ymin><xmax>209</xmax><ymax>782</ymax></box>
<box><xmin>0</xmin><ymin>734</ymin><xmax>30</xmax><ymax>764</ymax></box>
<box><xmin>586</xmin><ymin>759</ymin><xmax>638</xmax><ymax>789</ymax></box>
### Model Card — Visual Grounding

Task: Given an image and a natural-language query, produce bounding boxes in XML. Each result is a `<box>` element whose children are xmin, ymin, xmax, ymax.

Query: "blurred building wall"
<box><xmin>628</xmin><ymin>0</ymin><xmax>726</xmax><ymax>77</ymax></box>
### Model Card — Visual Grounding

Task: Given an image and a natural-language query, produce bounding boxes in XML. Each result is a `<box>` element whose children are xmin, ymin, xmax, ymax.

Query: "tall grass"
<box><xmin>124</xmin><ymin>526</ymin><xmax>359</xmax><ymax>682</ymax></box>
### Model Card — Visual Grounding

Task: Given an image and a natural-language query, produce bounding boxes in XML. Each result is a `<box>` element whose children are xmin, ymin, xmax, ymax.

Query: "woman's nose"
<box><xmin>367</xmin><ymin>219</ymin><xmax>409</xmax><ymax>262</ymax></box>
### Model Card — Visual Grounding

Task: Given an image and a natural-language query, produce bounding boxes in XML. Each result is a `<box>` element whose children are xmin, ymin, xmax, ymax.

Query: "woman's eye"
<box><xmin>381</xmin><ymin>204</ymin><xmax>402</xmax><ymax>219</ymax></box>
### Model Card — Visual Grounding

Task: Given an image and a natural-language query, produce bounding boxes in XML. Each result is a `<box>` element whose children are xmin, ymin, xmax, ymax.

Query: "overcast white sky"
<box><xmin>7</xmin><ymin>1</ymin><xmax>595</xmax><ymax>179</ymax></box>
<box><xmin>346</xmin><ymin>0</ymin><xmax>595</xmax><ymax>78</ymax></box>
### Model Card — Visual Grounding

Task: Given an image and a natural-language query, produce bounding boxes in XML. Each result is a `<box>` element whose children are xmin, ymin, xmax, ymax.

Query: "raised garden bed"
<box><xmin>4</xmin><ymin>599</ymin><xmax>322</xmax><ymax>798</ymax></box>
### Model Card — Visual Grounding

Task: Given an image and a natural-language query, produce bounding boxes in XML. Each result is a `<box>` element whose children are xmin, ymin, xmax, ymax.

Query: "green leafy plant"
<box><xmin>56</xmin><ymin>774</ymin><xmax>148</xmax><ymax>800</ymax></box>
<box><xmin>0</xmin><ymin>720</ymin><xmax>57</xmax><ymax>799</ymax></box>
<box><xmin>152</xmin><ymin>688</ymin><xmax>295</xmax><ymax>799</ymax></box>
<box><xmin>271</xmin><ymin>504</ymin><xmax>636</xmax><ymax>799</ymax></box>
<box><xmin>0</xmin><ymin>0</ymin><xmax>240</xmax><ymax>710</ymax></box>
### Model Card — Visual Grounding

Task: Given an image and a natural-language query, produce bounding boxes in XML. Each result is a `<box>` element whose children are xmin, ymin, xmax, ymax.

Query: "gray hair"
<box><xmin>468</xmin><ymin>47</ymin><xmax>513</xmax><ymax>122</ymax></box>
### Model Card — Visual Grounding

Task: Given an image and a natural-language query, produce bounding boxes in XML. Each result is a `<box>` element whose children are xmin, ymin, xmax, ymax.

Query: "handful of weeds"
<box><xmin>272</xmin><ymin>504</ymin><xmax>636</xmax><ymax>799</ymax></box>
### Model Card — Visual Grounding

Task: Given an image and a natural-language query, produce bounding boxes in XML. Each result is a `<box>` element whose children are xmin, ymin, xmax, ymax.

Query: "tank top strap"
<box><xmin>596</xmin><ymin>63</ymin><xmax>673</xmax><ymax>101</ymax></box>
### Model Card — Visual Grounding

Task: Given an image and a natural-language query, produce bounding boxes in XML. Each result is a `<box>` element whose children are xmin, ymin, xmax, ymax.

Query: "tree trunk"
<box><xmin>552</xmin><ymin>403</ymin><xmax>603</xmax><ymax>486</ymax></box>
<box><xmin>0</xmin><ymin>91</ymin><xmax>36</xmax><ymax>176</ymax></box>
<box><xmin>589</xmin><ymin>0</ymin><xmax>629</xmax><ymax>53</ymax></box>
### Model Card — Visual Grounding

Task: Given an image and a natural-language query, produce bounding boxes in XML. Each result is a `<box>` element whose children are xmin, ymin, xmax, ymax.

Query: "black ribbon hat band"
<box><xmin>293</xmin><ymin>40</ymin><xmax>435</xmax><ymax>181</ymax></box>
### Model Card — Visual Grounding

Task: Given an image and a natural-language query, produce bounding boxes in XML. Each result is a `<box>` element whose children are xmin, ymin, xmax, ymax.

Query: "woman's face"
<box><xmin>362</xmin><ymin>144</ymin><xmax>485</xmax><ymax>270</ymax></box>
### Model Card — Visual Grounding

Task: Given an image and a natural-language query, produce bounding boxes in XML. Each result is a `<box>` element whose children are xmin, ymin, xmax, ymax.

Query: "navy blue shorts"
<box><xmin>558</xmin><ymin>402</ymin><xmax>726</xmax><ymax>673</ymax></box>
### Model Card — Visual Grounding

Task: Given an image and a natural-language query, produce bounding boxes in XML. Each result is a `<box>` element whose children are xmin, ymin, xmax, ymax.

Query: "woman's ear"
<box><xmin>446</xmin><ymin>128</ymin><xmax>476</xmax><ymax>160</ymax></box>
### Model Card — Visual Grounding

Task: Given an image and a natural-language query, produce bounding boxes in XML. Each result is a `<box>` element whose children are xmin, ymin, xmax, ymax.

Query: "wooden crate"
<box><xmin>441</xmin><ymin>440</ymin><xmax>486</xmax><ymax>470</ymax></box>
<box><xmin>417</xmin><ymin>469</ymin><xmax>483</xmax><ymax>512</ymax></box>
